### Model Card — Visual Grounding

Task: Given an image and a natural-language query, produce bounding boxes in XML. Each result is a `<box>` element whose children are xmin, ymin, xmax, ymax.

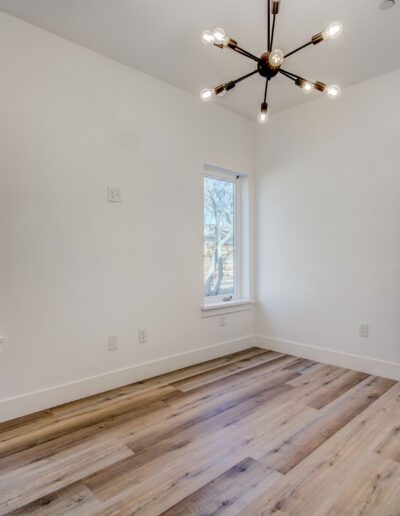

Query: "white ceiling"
<box><xmin>0</xmin><ymin>0</ymin><xmax>399</xmax><ymax>119</ymax></box>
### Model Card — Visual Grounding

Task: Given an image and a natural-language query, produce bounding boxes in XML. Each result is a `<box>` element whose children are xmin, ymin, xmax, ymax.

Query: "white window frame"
<box><xmin>203</xmin><ymin>169</ymin><xmax>241</xmax><ymax>305</ymax></box>
<box><xmin>202</xmin><ymin>164</ymin><xmax>254</xmax><ymax>314</ymax></box>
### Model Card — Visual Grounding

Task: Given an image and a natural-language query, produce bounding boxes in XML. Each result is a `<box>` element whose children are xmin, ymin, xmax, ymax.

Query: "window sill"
<box><xmin>201</xmin><ymin>298</ymin><xmax>255</xmax><ymax>318</ymax></box>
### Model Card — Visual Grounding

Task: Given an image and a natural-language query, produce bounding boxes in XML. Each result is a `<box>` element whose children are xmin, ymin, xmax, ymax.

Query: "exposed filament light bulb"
<box><xmin>326</xmin><ymin>84</ymin><xmax>341</xmax><ymax>99</ymax></box>
<box><xmin>296</xmin><ymin>78</ymin><xmax>314</xmax><ymax>95</ymax></box>
<box><xmin>200</xmin><ymin>88</ymin><xmax>214</xmax><ymax>102</ymax></box>
<box><xmin>257</xmin><ymin>102</ymin><xmax>269</xmax><ymax>124</ymax></box>
<box><xmin>201</xmin><ymin>30</ymin><xmax>215</xmax><ymax>45</ymax></box>
<box><xmin>302</xmin><ymin>81</ymin><xmax>314</xmax><ymax>94</ymax></box>
<box><xmin>269</xmin><ymin>49</ymin><xmax>284</xmax><ymax>67</ymax></box>
<box><xmin>212</xmin><ymin>27</ymin><xmax>229</xmax><ymax>46</ymax></box>
<box><xmin>322</xmin><ymin>21</ymin><xmax>343</xmax><ymax>40</ymax></box>
<box><xmin>258</xmin><ymin>111</ymin><xmax>269</xmax><ymax>123</ymax></box>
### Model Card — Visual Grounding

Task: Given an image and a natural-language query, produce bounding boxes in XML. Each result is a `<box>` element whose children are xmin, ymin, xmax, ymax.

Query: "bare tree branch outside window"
<box><xmin>204</xmin><ymin>176</ymin><xmax>235</xmax><ymax>297</ymax></box>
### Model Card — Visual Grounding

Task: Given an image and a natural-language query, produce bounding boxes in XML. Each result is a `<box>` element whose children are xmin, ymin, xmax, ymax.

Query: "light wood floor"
<box><xmin>1</xmin><ymin>348</ymin><xmax>400</xmax><ymax>515</ymax></box>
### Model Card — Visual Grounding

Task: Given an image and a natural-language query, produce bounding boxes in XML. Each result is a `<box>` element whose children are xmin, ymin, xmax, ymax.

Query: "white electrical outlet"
<box><xmin>107</xmin><ymin>187</ymin><xmax>122</xmax><ymax>203</ymax></box>
<box><xmin>108</xmin><ymin>335</ymin><xmax>119</xmax><ymax>351</ymax></box>
<box><xmin>219</xmin><ymin>315</ymin><xmax>226</xmax><ymax>327</ymax></box>
<box><xmin>359</xmin><ymin>324</ymin><xmax>369</xmax><ymax>338</ymax></box>
<box><xmin>139</xmin><ymin>328</ymin><xmax>147</xmax><ymax>344</ymax></box>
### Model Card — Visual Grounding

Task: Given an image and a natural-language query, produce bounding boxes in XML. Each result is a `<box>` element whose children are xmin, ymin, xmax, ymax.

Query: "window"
<box><xmin>203</xmin><ymin>169</ymin><xmax>240</xmax><ymax>303</ymax></box>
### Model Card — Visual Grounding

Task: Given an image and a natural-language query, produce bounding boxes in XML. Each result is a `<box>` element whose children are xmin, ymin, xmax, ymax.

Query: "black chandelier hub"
<box><xmin>257</xmin><ymin>52</ymin><xmax>280</xmax><ymax>80</ymax></box>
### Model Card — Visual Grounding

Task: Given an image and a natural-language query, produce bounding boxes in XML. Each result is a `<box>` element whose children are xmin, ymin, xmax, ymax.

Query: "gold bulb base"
<box><xmin>214</xmin><ymin>84</ymin><xmax>226</xmax><ymax>96</ymax></box>
<box><xmin>214</xmin><ymin>38</ymin><xmax>237</xmax><ymax>49</ymax></box>
<box><xmin>271</xmin><ymin>1</ymin><xmax>280</xmax><ymax>15</ymax></box>
<box><xmin>312</xmin><ymin>32</ymin><xmax>324</xmax><ymax>45</ymax></box>
<box><xmin>227</xmin><ymin>38</ymin><xmax>238</xmax><ymax>49</ymax></box>
<box><xmin>314</xmin><ymin>81</ymin><xmax>327</xmax><ymax>92</ymax></box>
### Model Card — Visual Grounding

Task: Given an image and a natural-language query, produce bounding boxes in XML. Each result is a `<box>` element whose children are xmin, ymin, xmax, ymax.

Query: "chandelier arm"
<box><xmin>280</xmin><ymin>69</ymin><xmax>297</xmax><ymax>79</ymax></box>
<box><xmin>279</xmin><ymin>69</ymin><xmax>304</xmax><ymax>81</ymax></box>
<box><xmin>269</xmin><ymin>14</ymin><xmax>276</xmax><ymax>50</ymax></box>
<box><xmin>267</xmin><ymin>0</ymin><xmax>271</xmax><ymax>49</ymax></box>
<box><xmin>232</xmin><ymin>46</ymin><xmax>262</xmax><ymax>63</ymax></box>
<box><xmin>284</xmin><ymin>41</ymin><xmax>313</xmax><ymax>59</ymax></box>
<box><xmin>279</xmin><ymin>71</ymin><xmax>296</xmax><ymax>82</ymax></box>
<box><xmin>232</xmin><ymin>69</ymin><xmax>259</xmax><ymax>85</ymax></box>
<box><xmin>232</xmin><ymin>48</ymin><xmax>260</xmax><ymax>63</ymax></box>
<box><xmin>282</xmin><ymin>72</ymin><xmax>300</xmax><ymax>83</ymax></box>
<box><xmin>263</xmin><ymin>78</ymin><xmax>269</xmax><ymax>104</ymax></box>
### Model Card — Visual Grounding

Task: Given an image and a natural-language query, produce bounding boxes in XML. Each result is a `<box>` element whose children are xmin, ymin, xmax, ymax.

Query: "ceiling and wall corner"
<box><xmin>0</xmin><ymin>0</ymin><xmax>399</xmax><ymax>119</ymax></box>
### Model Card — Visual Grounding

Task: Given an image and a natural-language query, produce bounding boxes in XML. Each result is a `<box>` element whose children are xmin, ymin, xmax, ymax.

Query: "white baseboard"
<box><xmin>0</xmin><ymin>335</ymin><xmax>256</xmax><ymax>423</ymax></box>
<box><xmin>257</xmin><ymin>335</ymin><xmax>400</xmax><ymax>381</ymax></box>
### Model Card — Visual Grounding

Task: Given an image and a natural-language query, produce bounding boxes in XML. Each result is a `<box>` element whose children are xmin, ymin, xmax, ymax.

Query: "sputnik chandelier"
<box><xmin>200</xmin><ymin>0</ymin><xmax>343</xmax><ymax>123</ymax></box>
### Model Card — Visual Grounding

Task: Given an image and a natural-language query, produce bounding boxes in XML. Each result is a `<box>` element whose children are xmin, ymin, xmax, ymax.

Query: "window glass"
<box><xmin>204</xmin><ymin>176</ymin><xmax>235</xmax><ymax>298</ymax></box>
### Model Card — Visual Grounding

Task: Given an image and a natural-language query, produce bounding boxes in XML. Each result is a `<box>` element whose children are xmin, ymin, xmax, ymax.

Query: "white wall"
<box><xmin>0</xmin><ymin>12</ymin><xmax>256</xmax><ymax>420</ymax></box>
<box><xmin>3</xmin><ymin>10</ymin><xmax>400</xmax><ymax>423</ymax></box>
<box><xmin>256</xmin><ymin>68</ymin><xmax>400</xmax><ymax>378</ymax></box>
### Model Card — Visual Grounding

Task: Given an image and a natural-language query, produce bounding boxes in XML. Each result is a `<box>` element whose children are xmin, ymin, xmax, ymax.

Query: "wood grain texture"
<box><xmin>257</xmin><ymin>375</ymin><xmax>395</xmax><ymax>474</ymax></box>
<box><xmin>0</xmin><ymin>438</ymin><xmax>133</xmax><ymax>513</ymax></box>
<box><xmin>160</xmin><ymin>457</ymin><xmax>282</xmax><ymax>516</ymax></box>
<box><xmin>9</xmin><ymin>483</ymin><xmax>101</xmax><ymax>516</ymax></box>
<box><xmin>374</xmin><ymin>421</ymin><xmax>400</xmax><ymax>463</ymax></box>
<box><xmin>0</xmin><ymin>347</ymin><xmax>398</xmax><ymax>515</ymax></box>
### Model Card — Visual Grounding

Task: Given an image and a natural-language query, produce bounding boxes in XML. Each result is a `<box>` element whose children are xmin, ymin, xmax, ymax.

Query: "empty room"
<box><xmin>0</xmin><ymin>0</ymin><xmax>400</xmax><ymax>514</ymax></box>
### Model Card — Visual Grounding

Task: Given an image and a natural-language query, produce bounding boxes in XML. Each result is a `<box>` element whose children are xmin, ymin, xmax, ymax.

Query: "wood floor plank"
<box><xmin>1</xmin><ymin>348</ymin><xmax>398</xmax><ymax>516</ymax></box>
<box><xmin>107</xmin><ymin>364</ymin><xmax>298</xmax><ymax>449</ymax></box>
<box><xmin>83</xmin><ymin>370</ymin><xmax>299</xmax><ymax>499</ymax></box>
<box><xmin>305</xmin><ymin>369</ymin><xmax>369</xmax><ymax>409</ymax></box>
<box><xmin>140</xmin><ymin>347</ymin><xmax>269</xmax><ymax>388</ymax></box>
<box><xmin>0</xmin><ymin>412</ymin><xmax>56</xmax><ymax>443</ymax></box>
<box><xmin>257</xmin><ymin>375</ymin><xmax>395</xmax><ymax>474</ymax></box>
<box><xmin>0</xmin><ymin>400</ymin><xmax>165</xmax><ymax>476</ymax></box>
<box><xmin>118</xmin><ymin>369</ymin><xmax>299</xmax><ymax>452</ymax></box>
<box><xmin>317</xmin><ymin>453</ymin><xmax>400</xmax><ymax>516</ymax></box>
<box><xmin>0</xmin><ymin>426</ymin><xmax>103</xmax><ymax>476</ymax></box>
<box><xmin>81</xmin><ymin>402</ymin><xmax>316</xmax><ymax>515</ymax></box>
<box><xmin>0</xmin><ymin>386</ymin><xmax>177</xmax><ymax>459</ymax></box>
<box><xmin>243</xmin><ymin>383</ymin><xmax>400</xmax><ymax>515</ymax></box>
<box><xmin>284</xmin><ymin>364</ymin><xmax>370</xmax><ymax>410</ymax></box>
<box><xmin>124</xmin><ymin>380</ymin><xmax>292</xmax><ymax>462</ymax></box>
<box><xmin>0</xmin><ymin>348</ymin><xmax>265</xmax><ymax>438</ymax></box>
<box><xmin>49</xmin><ymin>348</ymin><xmax>267</xmax><ymax>422</ymax></box>
<box><xmin>374</xmin><ymin>420</ymin><xmax>400</xmax><ymax>464</ymax></box>
<box><xmin>167</xmin><ymin>355</ymin><xmax>301</xmax><ymax>410</ymax></box>
<box><xmin>9</xmin><ymin>482</ymin><xmax>101</xmax><ymax>516</ymax></box>
<box><xmin>160</xmin><ymin>457</ymin><xmax>282</xmax><ymax>516</ymax></box>
<box><xmin>286</xmin><ymin>363</ymin><xmax>343</xmax><ymax>387</ymax></box>
<box><xmin>0</xmin><ymin>401</ymin><xmax>168</xmax><ymax>467</ymax></box>
<box><xmin>171</xmin><ymin>351</ymin><xmax>283</xmax><ymax>392</ymax></box>
<box><xmin>0</xmin><ymin>438</ymin><xmax>133</xmax><ymax>513</ymax></box>
<box><xmin>279</xmin><ymin>358</ymin><xmax>318</xmax><ymax>374</ymax></box>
